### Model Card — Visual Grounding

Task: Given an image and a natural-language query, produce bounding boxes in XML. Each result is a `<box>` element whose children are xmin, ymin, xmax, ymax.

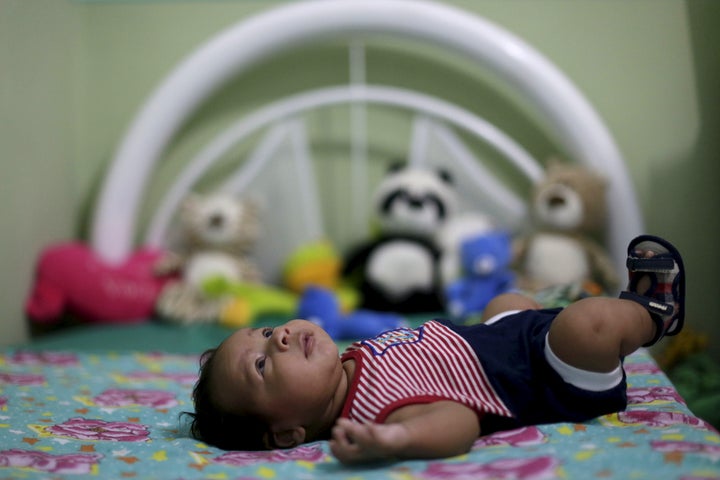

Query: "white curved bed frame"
<box><xmin>90</xmin><ymin>0</ymin><xmax>643</xmax><ymax>281</ymax></box>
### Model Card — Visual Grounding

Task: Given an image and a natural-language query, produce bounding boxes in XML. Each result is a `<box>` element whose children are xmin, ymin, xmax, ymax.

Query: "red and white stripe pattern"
<box><xmin>340</xmin><ymin>321</ymin><xmax>512</xmax><ymax>423</ymax></box>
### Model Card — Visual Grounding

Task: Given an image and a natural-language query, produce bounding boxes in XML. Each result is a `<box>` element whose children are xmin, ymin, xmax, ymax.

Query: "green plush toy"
<box><xmin>201</xmin><ymin>276</ymin><xmax>297</xmax><ymax>328</ymax></box>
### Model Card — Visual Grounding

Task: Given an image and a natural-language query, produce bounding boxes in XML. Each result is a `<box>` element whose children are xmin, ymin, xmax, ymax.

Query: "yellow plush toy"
<box><xmin>283</xmin><ymin>239</ymin><xmax>359</xmax><ymax>312</ymax></box>
<box><xmin>283</xmin><ymin>240</ymin><xmax>341</xmax><ymax>294</ymax></box>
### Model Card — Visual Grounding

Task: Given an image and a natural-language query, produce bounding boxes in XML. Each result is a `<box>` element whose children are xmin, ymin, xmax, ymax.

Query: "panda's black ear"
<box><xmin>387</xmin><ymin>160</ymin><xmax>406</xmax><ymax>173</ymax></box>
<box><xmin>437</xmin><ymin>168</ymin><xmax>453</xmax><ymax>185</ymax></box>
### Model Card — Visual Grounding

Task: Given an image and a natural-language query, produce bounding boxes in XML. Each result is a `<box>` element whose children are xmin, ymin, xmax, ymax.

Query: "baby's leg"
<box><xmin>548</xmin><ymin>235</ymin><xmax>685</xmax><ymax>373</ymax></box>
<box><xmin>481</xmin><ymin>293</ymin><xmax>542</xmax><ymax>322</ymax></box>
<box><xmin>547</xmin><ymin>297</ymin><xmax>655</xmax><ymax>372</ymax></box>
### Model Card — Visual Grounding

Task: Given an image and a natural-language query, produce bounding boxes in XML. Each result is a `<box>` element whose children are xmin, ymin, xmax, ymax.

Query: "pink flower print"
<box><xmin>474</xmin><ymin>427</ymin><xmax>546</xmax><ymax>448</ymax></box>
<box><xmin>93</xmin><ymin>389</ymin><xmax>178</xmax><ymax>409</ymax></box>
<box><xmin>8</xmin><ymin>351</ymin><xmax>78</xmax><ymax>366</ymax></box>
<box><xmin>0</xmin><ymin>373</ymin><xmax>45</xmax><ymax>386</ymax></box>
<box><xmin>627</xmin><ymin>386</ymin><xmax>685</xmax><ymax>405</ymax></box>
<box><xmin>214</xmin><ymin>445</ymin><xmax>326</xmax><ymax>466</ymax></box>
<box><xmin>0</xmin><ymin>449</ymin><xmax>103</xmax><ymax>475</ymax></box>
<box><xmin>138</xmin><ymin>352</ymin><xmax>199</xmax><ymax>363</ymax></box>
<box><xmin>617</xmin><ymin>410</ymin><xmax>712</xmax><ymax>430</ymax></box>
<box><xmin>123</xmin><ymin>371</ymin><xmax>197</xmax><ymax>386</ymax></box>
<box><xmin>47</xmin><ymin>418</ymin><xmax>150</xmax><ymax>442</ymax></box>
<box><xmin>0</xmin><ymin>397</ymin><xmax>7</xmax><ymax>410</ymax></box>
<box><xmin>623</xmin><ymin>362</ymin><xmax>661</xmax><ymax>375</ymax></box>
<box><xmin>652</xmin><ymin>440</ymin><xmax>720</xmax><ymax>460</ymax></box>
<box><xmin>421</xmin><ymin>456</ymin><xmax>559</xmax><ymax>479</ymax></box>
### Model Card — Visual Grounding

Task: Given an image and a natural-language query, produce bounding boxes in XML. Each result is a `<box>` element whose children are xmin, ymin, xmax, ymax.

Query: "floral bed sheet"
<box><xmin>1</xmin><ymin>348</ymin><xmax>719</xmax><ymax>479</ymax></box>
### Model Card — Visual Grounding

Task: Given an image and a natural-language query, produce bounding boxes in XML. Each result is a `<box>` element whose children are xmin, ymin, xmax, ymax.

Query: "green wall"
<box><xmin>1</xmin><ymin>0</ymin><xmax>718</xmax><ymax>360</ymax></box>
<box><xmin>0</xmin><ymin>0</ymin><xmax>81</xmax><ymax>345</ymax></box>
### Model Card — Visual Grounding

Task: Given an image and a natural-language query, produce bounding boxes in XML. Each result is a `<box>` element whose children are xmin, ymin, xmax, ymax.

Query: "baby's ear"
<box><xmin>269</xmin><ymin>427</ymin><xmax>306</xmax><ymax>449</ymax></box>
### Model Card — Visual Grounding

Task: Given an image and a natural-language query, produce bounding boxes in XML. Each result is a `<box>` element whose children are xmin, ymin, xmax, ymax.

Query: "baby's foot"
<box><xmin>619</xmin><ymin>235</ymin><xmax>685</xmax><ymax>346</ymax></box>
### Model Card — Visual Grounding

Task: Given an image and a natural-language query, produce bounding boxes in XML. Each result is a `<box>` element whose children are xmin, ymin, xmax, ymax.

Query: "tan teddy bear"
<box><xmin>513</xmin><ymin>162</ymin><xmax>619</xmax><ymax>294</ymax></box>
<box><xmin>155</xmin><ymin>192</ymin><xmax>262</xmax><ymax>324</ymax></box>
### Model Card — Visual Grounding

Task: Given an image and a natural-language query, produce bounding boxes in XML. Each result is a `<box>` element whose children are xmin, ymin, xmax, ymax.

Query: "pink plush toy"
<box><xmin>26</xmin><ymin>242</ymin><xmax>171</xmax><ymax>324</ymax></box>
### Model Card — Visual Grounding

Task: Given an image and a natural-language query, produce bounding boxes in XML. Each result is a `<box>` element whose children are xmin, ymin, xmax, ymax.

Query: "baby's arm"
<box><xmin>329</xmin><ymin>401</ymin><xmax>480</xmax><ymax>464</ymax></box>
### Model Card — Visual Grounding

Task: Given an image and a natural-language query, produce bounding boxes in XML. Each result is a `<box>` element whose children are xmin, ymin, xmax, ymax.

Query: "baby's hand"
<box><xmin>329</xmin><ymin>418</ymin><xmax>408</xmax><ymax>464</ymax></box>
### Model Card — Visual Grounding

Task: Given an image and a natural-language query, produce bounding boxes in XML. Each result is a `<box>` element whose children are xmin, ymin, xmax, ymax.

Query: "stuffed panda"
<box><xmin>342</xmin><ymin>163</ymin><xmax>458</xmax><ymax>313</ymax></box>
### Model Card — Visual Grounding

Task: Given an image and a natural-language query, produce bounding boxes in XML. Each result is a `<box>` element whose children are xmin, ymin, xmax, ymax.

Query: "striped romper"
<box><xmin>340</xmin><ymin>315</ymin><xmax>627</xmax><ymax>433</ymax></box>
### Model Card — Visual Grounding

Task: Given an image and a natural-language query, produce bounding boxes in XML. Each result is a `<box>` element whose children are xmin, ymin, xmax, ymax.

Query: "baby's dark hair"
<box><xmin>184</xmin><ymin>347</ymin><xmax>270</xmax><ymax>450</ymax></box>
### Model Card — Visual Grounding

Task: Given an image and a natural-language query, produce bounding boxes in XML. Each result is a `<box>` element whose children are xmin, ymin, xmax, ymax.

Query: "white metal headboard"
<box><xmin>90</xmin><ymin>0</ymin><xmax>642</xmax><ymax>280</ymax></box>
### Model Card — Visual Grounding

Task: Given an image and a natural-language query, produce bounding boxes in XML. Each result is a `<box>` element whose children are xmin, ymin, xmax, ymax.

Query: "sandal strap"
<box><xmin>626</xmin><ymin>255</ymin><xmax>676</xmax><ymax>273</ymax></box>
<box><xmin>619</xmin><ymin>290</ymin><xmax>674</xmax><ymax>317</ymax></box>
<box><xmin>619</xmin><ymin>291</ymin><xmax>670</xmax><ymax>347</ymax></box>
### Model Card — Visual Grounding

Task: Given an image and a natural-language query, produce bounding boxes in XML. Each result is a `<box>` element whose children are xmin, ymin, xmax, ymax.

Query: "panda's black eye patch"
<box><xmin>407</xmin><ymin>197</ymin><xmax>424</xmax><ymax>209</ymax></box>
<box><xmin>380</xmin><ymin>189</ymin><xmax>446</xmax><ymax>220</ymax></box>
<box><xmin>427</xmin><ymin>194</ymin><xmax>446</xmax><ymax>219</ymax></box>
<box><xmin>380</xmin><ymin>190</ymin><xmax>407</xmax><ymax>214</ymax></box>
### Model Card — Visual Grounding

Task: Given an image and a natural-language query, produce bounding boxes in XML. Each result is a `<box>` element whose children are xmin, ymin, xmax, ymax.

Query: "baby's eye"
<box><xmin>262</xmin><ymin>328</ymin><xmax>273</xmax><ymax>338</ymax></box>
<box><xmin>256</xmin><ymin>357</ymin><xmax>266</xmax><ymax>375</ymax></box>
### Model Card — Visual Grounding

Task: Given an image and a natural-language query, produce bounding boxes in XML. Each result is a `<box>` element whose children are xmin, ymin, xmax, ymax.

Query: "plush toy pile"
<box><xmin>25</xmin><ymin>160</ymin><xmax>619</xmax><ymax>333</ymax></box>
<box><xmin>340</xmin><ymin>162</ymin><xmax>521</xmax><ymax>319</ymax></box>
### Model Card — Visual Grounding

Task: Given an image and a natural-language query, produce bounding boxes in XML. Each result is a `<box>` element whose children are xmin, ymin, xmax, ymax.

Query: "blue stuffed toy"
<box><xmin>445</xmin><ymin>230</ymin><xmax>515</xmax><ymax>319</ymax></box>
<box><xmin>297</xmin><ymin>286</ymin><xmax>406</xmax><ymax>340</ymax></box>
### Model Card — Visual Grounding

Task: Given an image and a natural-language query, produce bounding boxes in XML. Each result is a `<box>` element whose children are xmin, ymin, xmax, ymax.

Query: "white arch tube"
<box><xmin>144</xmin><ymin>84</ymin><xmax>542</xmax><ymax>246</ymax></box>
<box><xmin>91</xmin><ymin>0</ymin><xmax>642</xmax><ymax>277</ymax></box>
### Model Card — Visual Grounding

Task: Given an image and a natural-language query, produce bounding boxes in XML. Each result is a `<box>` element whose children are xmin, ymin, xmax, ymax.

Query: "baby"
<box><xmin>186</xmin><ymin>235</ymin><xmax>685</xmax><ymax>464</ymax></box>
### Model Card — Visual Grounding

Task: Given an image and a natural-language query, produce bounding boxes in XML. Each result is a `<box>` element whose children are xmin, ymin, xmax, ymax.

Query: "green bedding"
<box><xmin>23</xmin><ymin>322</ymin><xmax>234</xmax><ymax>355</ymax></box>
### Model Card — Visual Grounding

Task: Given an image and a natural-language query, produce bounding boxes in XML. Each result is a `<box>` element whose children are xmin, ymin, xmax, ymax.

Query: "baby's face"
<box><xmin>212</xmin><ymin>319</ymin><xmax>344</xmax><ymax>433</ymax></box>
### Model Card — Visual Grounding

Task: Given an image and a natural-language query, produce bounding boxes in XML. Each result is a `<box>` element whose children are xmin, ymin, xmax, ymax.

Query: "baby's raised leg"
<box><xmin>547</xmin><ymin>296</ymin><xmax>656</xmax><ymax>372</ymax></box>
<box><xmin>547</xmin><ymin>235</ymin><xmax>685</xmax><ymax>373</ymax></box>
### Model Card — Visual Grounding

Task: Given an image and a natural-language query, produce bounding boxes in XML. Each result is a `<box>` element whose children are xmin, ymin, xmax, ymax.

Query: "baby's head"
<box><xmin>188</xmin><ymin>347</ymin><xmax>268</xmax><ymax>450</ymax></box>
<box><xmin>187</xmin><ymin>320</ymin><xmax>348</xmax><ymax>450</ymax></box>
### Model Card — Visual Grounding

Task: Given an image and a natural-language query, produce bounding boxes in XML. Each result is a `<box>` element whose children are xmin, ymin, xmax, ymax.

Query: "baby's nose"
<box><xmin>273</xmin><ymin>326</ymin><xmax>290</xmax><ymax>351</ymax></box>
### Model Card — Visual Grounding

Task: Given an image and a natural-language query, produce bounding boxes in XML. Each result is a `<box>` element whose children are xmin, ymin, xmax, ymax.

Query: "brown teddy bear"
<box><xmin>154</xmin><ymin>192</ymin><xmax>262</xmax><ymax>324</ymax></box>
<box><xmin>513</xmin><ymin>162</ymin><xmax>619</xmax><ymax>294</ymax></box>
